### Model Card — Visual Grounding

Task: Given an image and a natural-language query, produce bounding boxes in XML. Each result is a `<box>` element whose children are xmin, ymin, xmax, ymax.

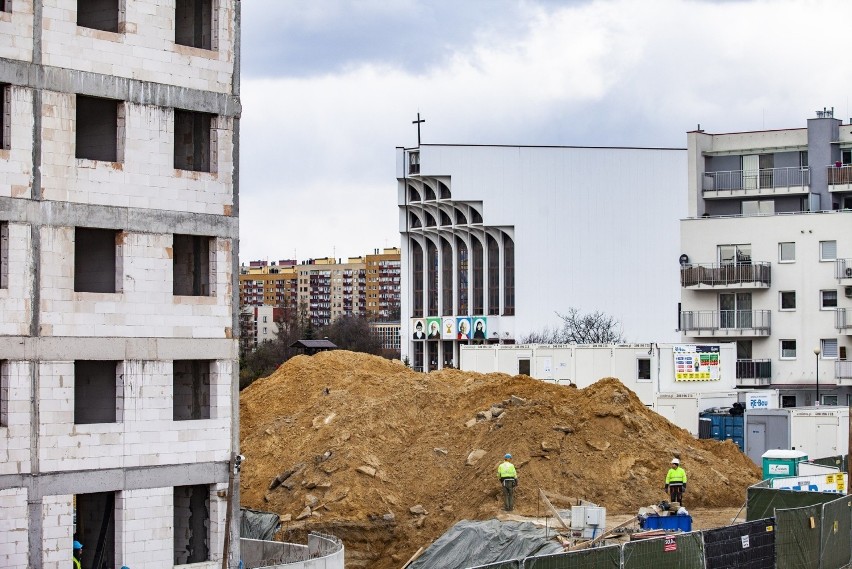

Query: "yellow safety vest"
<box><xmin>73</xmin><ymin>557</ymin><xmax>81</xmax><ymax>569</ymax></box>
<box><xmin>498</xmin><ymin>461</ymin><xmax>517</xmax><ymax>479</ymax></box>
<box><xmin>666</xmin><ymin>466</ymin><xmax>687</xmax><ymax>484</ymax></box>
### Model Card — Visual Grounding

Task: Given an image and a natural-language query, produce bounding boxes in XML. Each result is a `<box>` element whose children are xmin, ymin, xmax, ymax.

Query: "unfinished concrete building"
<box><xmin>0</xmin><ymin>1</ymin><xmax>241</xmax><ymax>567</ymax></box>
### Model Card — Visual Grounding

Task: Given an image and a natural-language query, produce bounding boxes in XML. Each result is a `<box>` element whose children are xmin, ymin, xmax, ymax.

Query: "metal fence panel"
<box><xmin>702</xmin><ymin>518</ymin><xmax>775</xmax><ymax>569</ymax></box>
<box><xmin>747</xmin><ymin>485</ymin><xmax>839</xmax><ymax>521</ymax></box>
<box><xmin>820</xmin><ymin>496</ymin><xmax>852</xmax><ymax>569</ymax></box>
<box><xmin>522</xmin><ymin>545</ymin><xmax>621</xmax><ymax>569</ymax></box>
<box><xmin>775</xmin><ymin>505</ymin><xmax>821</xmax><ymax>569</ymax></box>
<box><xmin>622</xmin><ymin>531</ymin><xmax>704</xmax><ymax>569</ymax></box>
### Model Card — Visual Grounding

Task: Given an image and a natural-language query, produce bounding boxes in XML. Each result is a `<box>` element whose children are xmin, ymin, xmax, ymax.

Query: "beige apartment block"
<box><xmin>0</xmin><ymin>1</ymin><xmax>241</xmax><ymax>568</ymax></box>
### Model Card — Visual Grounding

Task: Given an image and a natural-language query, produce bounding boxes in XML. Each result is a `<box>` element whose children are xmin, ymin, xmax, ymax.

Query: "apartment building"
<box><xmin>680</xmin><ymin>109</ymin><xmax>852</xmax><ymax>406</ymax></box>
<box><xmin>366</xmin><ymin>247</ymin><xmax>401</xmax><ymax>321</ymax></box>
<box><xmin>0</xmin><ymin>1</ymin><xmax>241</xmax><ymax>568</ymax></box>
<box><xmin>397</xmin><ymin>144</ymin><xmax>687</xmax><ymax>372</ymax></box>
<box><xmin>239</xmin><ymin>260</ymin><xmax>298</xmax><ymax>310</ymax></box>
<box><xmin>239</xmin><ymin>305</ymin><xmax>282</xmax><ymax>354</ymax></box>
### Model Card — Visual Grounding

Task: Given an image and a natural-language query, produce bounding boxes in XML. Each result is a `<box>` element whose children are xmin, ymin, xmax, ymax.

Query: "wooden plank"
<box><xmin>569</xmin><ymin>516</ymin><xmax>637</xmax><ymax>551</ymax></box>
<box><xmin>538</xmin><ymin>489</ymin><xmax>571</xmax><ymax>531</ymax></box>
<box><xmin>400</xmin><ymin>546</ymin><xmax>424</xmax><ymax>569</ymax></box>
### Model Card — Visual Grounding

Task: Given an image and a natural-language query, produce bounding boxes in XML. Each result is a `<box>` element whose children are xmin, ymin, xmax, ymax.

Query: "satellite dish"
<box><xmin>679</xmin><ymin>254</ymin><xmax>690</xmax><ymax>266</ymax></box>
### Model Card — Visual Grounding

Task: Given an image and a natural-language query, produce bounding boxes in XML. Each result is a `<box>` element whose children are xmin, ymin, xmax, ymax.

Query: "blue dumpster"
<box><xmin>638</xmin><ymin>514</ymin><xmax>692</xmax><ymax>532</ymax></box>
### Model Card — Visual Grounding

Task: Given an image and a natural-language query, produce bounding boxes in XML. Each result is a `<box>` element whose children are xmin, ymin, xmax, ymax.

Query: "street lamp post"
<box><xmin>814</xmin><ymin>347</ymin><xmax>821</xmax><ymax>406</ymax></box>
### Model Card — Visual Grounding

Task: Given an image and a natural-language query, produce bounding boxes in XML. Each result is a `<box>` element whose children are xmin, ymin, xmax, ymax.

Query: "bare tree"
<box><xmin>521</xmin><ymin>307</ymin><xmax>625</xmax><ymax>344</ymax></box>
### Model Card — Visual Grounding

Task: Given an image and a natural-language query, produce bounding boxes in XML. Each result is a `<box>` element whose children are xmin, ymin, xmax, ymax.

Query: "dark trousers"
<box><xmin>501</xmin><ymin>478</ymin><xmax>516</xmax><ymax>511</ymax></box>
<box><xmin>668</xmin><ymin>483</ymin><xmax>684</xmax><ymax>505</ymax></box>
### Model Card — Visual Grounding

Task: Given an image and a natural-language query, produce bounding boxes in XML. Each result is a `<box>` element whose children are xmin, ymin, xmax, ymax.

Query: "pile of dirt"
<box><xmin>240</xmin><ymin>350</ymin><xmax>761</xmax><ymax>568</ymax></box>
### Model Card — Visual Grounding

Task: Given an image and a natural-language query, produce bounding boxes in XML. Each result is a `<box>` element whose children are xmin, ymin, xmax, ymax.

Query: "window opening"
<box><xmin>781</xmin><ymin>395</ymin><xmax>796</xmax><ymax>408</ymax></box>
<box><xmin>174</xmin><ymin>110</ymin><xmax>213</xmax><ymax>172</ymax></box>
<box><xmin>821</xmin><ymin>290</ymin><xmax>838</xmax><ymax>309</ymax></box>
<box><xmin>780</xmin><ymin>340</ymin><xmax>797</xmax><ymax>359</ymax></box>
<box><xmin>503</xmin><ymin>233</ymin><xmax>514</xmax><ymax>316</ymax></box>
<box><xmin>174</xmin><ymin>485</ymin><xmax>210</xmax><ymax>564</ymax></box>
<box><xmin>422</xmin><ymin>183</ymin><xmax>436</xmax><ymax>201</ymax></box>
<box><xmin>0</xmin><ymin>84</ymin><xmax>9</xmax><ymax>150</ymax></box>
<box><xmin>822</xmin><ymin>394</ymin><xmax>838</xmax><ymax>406</ymax></box>
<box><xmin>456</xmin><ymin>237</ymin><xmax>468</xmax><ymax>315</ymax></box>
<box><xmin>820</xmin><ymin>240</ymin><xmax>837</xmax><ymax>261</ymax></box>
<box><xmin>77</xmin><ymin>0</ymin><xmax>119</xmax><ymax>32</ymax></box>
<box><xmin>438</xmin><ymin>181</ymin><xmax>451</xmax><ymax>199</ymax></box>
<box><xmin>637</xmin><ymin>358</ymin><xmax>651</xmax><ymax>381</ymax></box>
<box><xmin>472</xmin><ymin>238</ymin><xmax>484</xmax><ymax>314</ymax></box>
<box><xmin>173</xmin><ymin>361</ymin><xmax>211</xmax><ymax>420</ymax></box>
<box><xmin>718</xmin><ymin>244</ymin><xmax>751</xmax><ymax>265</ymax></box>
<box><xmin>408</xmin><ymin>184</ymin><xmax>420</xmax><ymax>202</ymax></box>
<box><xmin>74</xmin><ymin>227</ymin><xmax>118</xmax><ymax>293</ymax></box>
<box><xmin>441</xmin><ymin>238</ymin><xmax>452</xmax><ymax>314</ymax></box>
<box><xmin>0</xmin><ymin>360</ymin><xmax>7</xmax><ymax>427</ymax></box>
<box><xmin>487</xmin><ymin>234</ymin><xmax>499</xmax><ymax>316</ymax></box>
<box><xmin>518</xmin><ymin>359</ymin><xmax>530</xmax><ymax>376</ymax></box>
<box><xmin>779</xmin><ymin>291</ymin><xmax>796</xmax><ymax>310</ymax></box>
<box><xmin>74</xmin><ymin>361</ymin><xmax>118</xmax><ymax>424</ymax></box>
<box><xmin>455</xmin><ymin>208</ymin><xmax>467</xmax><ymax>225</ymax></box>
<box><xmin>74</xmin><ymin>492</ymin><xmax>116</xmax><ymax>569</ymax></box>
<box><xmin>720</xmin><ymin>292</ymin><xmax>752</xmax><ymax>328</ymax></box>
<box><xmin>411</xmin><ymin>242</ymin><xmax>423</xmax><ymax>318</ymax></box>
<box><xmin>779</xmin><ymin>242</ymin><xmax>795</xmax><ymax>262</ymax></box>
<box><xmin>175</xmin><ymin>0</ymin><xmax>213</xmax><ymax>49</ymax></box>
<box><xmin>821</xmin><ymin>338</ymin><xmax>838</xmax><ymax>359</ymax></box>
<box><xmin>427</xmin><ymin>241</ymin><xmax>438</xmax><ymax>315</ymax></box>
<box><xmin>0</xmin><ymin>221</ymin><xmax>7</xmax><ymax>289</ymax></box>
<box><xmin>173</xmin><ymin>234</ymin><xmax>211</xmax><ymax>296</ymax></box>
<box><xmin>76</xmin><ymin>96</ymin><xmax>119</xmax><ymax>162</ymax></box>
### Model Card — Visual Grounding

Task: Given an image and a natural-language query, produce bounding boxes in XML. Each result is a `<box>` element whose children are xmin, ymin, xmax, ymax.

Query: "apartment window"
<box><xmin>173</xmin><ymin>234</ymin><xmax>211</xmax><ymax>296</ymax></box>
<box><xmin>173</xmin><ymin>360</ymin><xmax>211</xmax><ymax>421</ymax></box>
<box><xmin>74</xmin><ymin>228</ymin><xmax>118</xmax><ymax>293</ymax></box>
<box><xmin>0</xmin><ymin>221</ymin><xmax>7</xmax><ymax>289</ymax></box>
<box><xmin>74</xmin><ymin>361</ymin><xmax>118</xmax><ymax>424</ymax></box>
<box><xmin>174</xmin><ymin>110</ymin><xmax>214</xmax><ymax>172</ymax></box>
<box><xmin>718</xmin><ymin>244</ymin><xmax>751</xmax><ymax>265</ymax></box>
<box><xmin>75</xmin><ymin>492</ymin><xmax>116</xmax><ymax>568</ymax></box>
<box><xmin>0</xmin><ymin>84</ymin><xmax>9</xmax><ymax>150</ymax></box>
<box><xmin>821</xmin><ymin>339</ymin><xmax>839</xmax><ymax>359</ymax></box>
<box><xmin>0</xmin><ymin>360</ymin><xmax>7</xmax><ymax>427</ymax></box>
<box><xmin>779</xmin><ymin>291</ymin><xmax>796</xmax><ymax>311</ymax></box>
<box><xmin>822</xmin><ymin>394</ymin><xmax>838</xmax><ymax>406</ymax></box>
<box><xmin>780</xmin><ymin>340</ymin><xmax>797</xmax><ymax>359</ymax></box>
<box><xmin>800</xmin><ymin>151</ymin><xmax>809</xmax><ymax>168</ymax></box>
<box><xmin>175</xmin><ymin>0</ymin><xmax>214</xmax><ymax>50</ymax></box>
<box><xmin>637</xmin><ymin>358</ymin><xmax>651</xmax><ymax>381</ymax></box>
<box><xmin>742</xmin><ymin>200</ymin><xmax>774</xmax><ymax>216</ymax></box>
<box><xmin>820</xmin><ymin>240</ymin><xmax>837</xmax><ymax>261</ymax></box>
<box><xmin>76</xmin><ymin>96</ymin><xmax>120</xmax><ymax>162</ymax></box>
<box><xmin>0</xmin><ymin>1</ymin><xmax>8</xmax><ymax>13</ymax></box>
<box><xmin>262</xmin><ymin>315</ymin><xmax>267</xmax><ymax>323</ymax></box>
<box><xmin>77</xmin><ymin>0</ymin><xmax>119</xmax><ymax>32</ymax></box>
<box><xmin>174</xmin><ymin>485</ymin><xmax>210</xmax><ymax>564</ymax></box>
<box><xmin>779</xmin><ymin>242</ymin><xmax>795</xmax><ymax>263</ymax></box>
<box><xmin>821</xmin><ymin>290</ymin><xmax>838</xmax><ymax>309</ymax></box>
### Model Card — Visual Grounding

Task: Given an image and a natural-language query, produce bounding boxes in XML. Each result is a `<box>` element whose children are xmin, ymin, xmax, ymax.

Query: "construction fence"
<box><xmin>463</xmin><ymin>491</ymin><xmax>852</xmax><ymax>569</ymax></box>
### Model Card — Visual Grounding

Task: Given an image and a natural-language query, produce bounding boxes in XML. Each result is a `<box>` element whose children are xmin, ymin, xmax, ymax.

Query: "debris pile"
<box><xmin>240</xmin><ymin>350</ymin><xmax>761</xmax><ymax>569</ymax></box>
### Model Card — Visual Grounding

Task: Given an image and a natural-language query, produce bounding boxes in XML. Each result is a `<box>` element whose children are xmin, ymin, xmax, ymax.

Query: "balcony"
<box><xmin>836</xmin><ymin>308</ymin><xmax>852</xmax><ymax>331</ymax></box>
<box><xmin>702</xmin><ymin>167</ymin><xmax>809</xmax><ymax>198</ymax></box>
<box><xmin>835</xmin><ymin>259</ymin><xmax>852</xmax><ymax>280</ymax></box>
<box><xmin>828</xmin><ymin>165</ymin><xmax>852</xmax><ymax>192</ymax></box>
<box><xmin>679</xmin><ymin>310</ymin><xmax>771</xmax><ymax>337</ymax></box>
<box><xmin>736</xmin><ymin>359</ymin><xmax>772</xmax><ymax>386</ymax></box>
<box><xmin>681</xmin><ymin>263</ymin><xmax>771</xmax><ymax>289</ymax></box>
<box><xmin>836</xmin><ymin>360</ymin><xmax>852</xmax><ymax>381</ymax></box>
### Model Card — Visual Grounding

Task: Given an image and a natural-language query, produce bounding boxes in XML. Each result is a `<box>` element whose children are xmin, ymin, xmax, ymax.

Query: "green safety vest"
<box><xmin>666</xmin><ymin>466</ymin><xmax>687</xmax><ymax>484</ymax></box>
<box><xmin>498</xmin><ymin>461</ymin><xmax>517</xmax><ymax>479</ymax></box>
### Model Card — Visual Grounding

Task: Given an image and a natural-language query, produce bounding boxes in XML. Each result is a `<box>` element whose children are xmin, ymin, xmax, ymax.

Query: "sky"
<box><xmin>238</xmin><ymin>0</ymin><xmax>852</xmax><ymax>263</ymax></box>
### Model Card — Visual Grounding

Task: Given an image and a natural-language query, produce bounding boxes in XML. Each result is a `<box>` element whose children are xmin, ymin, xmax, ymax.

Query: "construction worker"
<box><xmin>665</xmin><ymin>458</ymin><xmax>687</xmax><ymax>505</ymax></box>
<box><xmin>497</xmin><ymin>453</ymin><xmax>518</xmax><ymax>511</ymax></box>
<box><xmin>72</xmin><ymin>540</ymin><xmax>83</xmax><ymax>569</ymax></box>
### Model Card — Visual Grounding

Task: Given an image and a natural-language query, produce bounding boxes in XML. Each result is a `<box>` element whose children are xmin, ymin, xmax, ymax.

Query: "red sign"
<box><xmin>664</xmin><ymin>535</ymin><xmax>677</xmax><ymax>552</ymax></box>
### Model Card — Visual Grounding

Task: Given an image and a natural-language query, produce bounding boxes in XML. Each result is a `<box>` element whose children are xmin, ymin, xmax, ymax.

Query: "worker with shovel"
<box><xmin>498</xmin><ymin>453</ymin><xmax>518</xmax><ymax>511</ymax></box>
<box><xmin>665</xmin><ymin>458</ymin><xmax>687</xmax><ymax>505</ymax></box>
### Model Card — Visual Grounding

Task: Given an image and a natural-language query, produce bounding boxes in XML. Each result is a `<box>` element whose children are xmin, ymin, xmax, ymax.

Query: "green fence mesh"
<box><xmin>819</xmin><ymin>495</ymin><xmax>852</xmax><ymax>569</ymax></box>
<box><xmin>775</xmin><ymin>504</ymin><xmax>821</xmax><ymax>569</ymax></box>
<box><xmin>522</xmin><ymin>545</ymin><xmax>621</xmax><ymax>569</ymax></box>
<box><xmin>622</xmin><ymin>532</ymin><xmax>704</xmax><ymax>569</ymax></box>
<box><xmin>811</xmin><ymin>455</ymin><xmax>848</xmax><ymax>473</ymax></box>
<box><xmin>747</xmin><ymin>484</ymin><xmax>839</xmax><ymax>522</ymax></box>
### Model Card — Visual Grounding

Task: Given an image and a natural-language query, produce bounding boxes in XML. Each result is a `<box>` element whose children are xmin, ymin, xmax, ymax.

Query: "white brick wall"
<box><xmin>41</xmin><ymin>0</ymin><xmax>235</xmax><ymax>94</ymax></box>
<box><xmin>41</xmin><ymin>494</ymin><xmax>74</xmax><ymax>569</ymax></box>
<box><xmin>0</xmin><ymin>223</ymin><xmax>32</xmax><ymax>336</ymax></box>
<box><xmin>0</xmin><ymin>488</ymin><xmax>29</xmax><ymax>568</ymax></box>
<box><xmin>39</xmin><ymin>92</ymin><xmax>234</xmax><ymax>215</ymax></box>
<box><xmin>38</xmin><ymin>229</ymin><xmax>233</xmax><ymax>338</ymax></box>
<box><xmin>37</xmin><ymin>360</ymin><xmax>230</xmax><ymax>472</ymax></box>
<box><xmin>0</xmin><ymin>86</ymin><xmax>35</xmax><ymax>200</ymax></box>
<box><xmin>0</xmin><ymin>361</ymin><xmax>33</xmax><ymax>476</ymax></box>
<box><xmin>0</xmin><ymin>1</ymin><xmax>34</xmax><ymax>62</ymax></box>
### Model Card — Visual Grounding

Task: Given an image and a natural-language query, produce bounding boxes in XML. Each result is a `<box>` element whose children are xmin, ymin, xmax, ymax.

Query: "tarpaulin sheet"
<box><xmin>240</xmin><ymin>507</ymin><xmax>282</xmax><ymax>541</ymax></box>
<box><xmin>775</xmin><ymin>505</ymin><xmax>821</xmax><ymax>569</ymax></box>
<box><xmin>747</xmin><ymin>484</ymin><xmax>838</xmax><ymax>521</ymax></box>
<box><xmin>522</xmin><ymin>545</ymin><xmax>620</xmax><ymax>569</ymax></box>
<box><xmin>820</xmin><ymin>495</ymin><xmax>852</xmax><ymax>569</ymax></box>
<box><xmin>622</xmin><ymin>531</ymin><xmax>704</xmax><ymax>569</ymax></box>
<box><xmin>466</xmin><ymin>562</ymin><xmax>520</xmax><ymax>569</ymax></box>
<box><xmin>702</xmin><ymin>518</ymin><xmax>775</xmax><ymax>569</ymax></box>
<box><xmin>410</xmin><ymin>519</ymin><xmax>562</xmax><ymax>569</ymax></box>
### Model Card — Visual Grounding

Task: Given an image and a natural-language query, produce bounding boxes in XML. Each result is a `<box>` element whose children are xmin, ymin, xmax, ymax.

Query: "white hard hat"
<box><xmin>671</xmin><ymin>458</ymin><xmax>680</xmax><ymax>465</ymax></box>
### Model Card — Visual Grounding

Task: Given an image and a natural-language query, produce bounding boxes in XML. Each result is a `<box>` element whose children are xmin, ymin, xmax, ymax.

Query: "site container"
<box><xmin>745</xmin><ymin>407</ymin><xmax>850</xmax><ymax>466</ymax></box>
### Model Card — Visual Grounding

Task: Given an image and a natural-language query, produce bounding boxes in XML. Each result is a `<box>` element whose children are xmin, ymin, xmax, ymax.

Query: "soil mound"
<box><xmin>240</xmin><ymin>350</ymin><xmax>760</xmax><ymax>568</ymax></box>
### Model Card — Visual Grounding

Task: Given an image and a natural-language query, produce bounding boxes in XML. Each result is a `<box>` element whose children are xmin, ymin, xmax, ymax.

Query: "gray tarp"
<box><xmin>240</xmin><ymin>507</ymin><xmax>282</xmax><ymax>541</ymax></box>
<box><xmin>409</xmin><ymin>519</ymin><xmax>564</xmax><ymax>569</ymax></box>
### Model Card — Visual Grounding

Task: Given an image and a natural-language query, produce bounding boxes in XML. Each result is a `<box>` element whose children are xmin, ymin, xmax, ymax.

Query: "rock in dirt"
<box><xmin>356</xmin><ymin>465</ymin><xmax>377</xmax><ymax>477</ymax></box>
<box><xmin>295</xmin><ymin>506</ymin><xmax>311</xmax><ymax>521</ymax></box>
<box><xmin>465</xmin><ymin>418</ymin><xmax>477</xmax><ymax>428</ymax></box>
<box><xmin>409</xmin><ymin>505</ymin><xmax>427</xmax><ymax>515</ymax></box>
<box><xmin>466</xmin><ymin>449</ymin><xmax>487</xmax><ymax>466</ymax></box>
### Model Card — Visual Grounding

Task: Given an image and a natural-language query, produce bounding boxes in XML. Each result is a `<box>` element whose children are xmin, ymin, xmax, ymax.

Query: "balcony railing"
<box><xmin>736</xmin><ymin>359</ymin><xmax>771</xmax><ymax>380</ymax></box>
<box><xmin>680</xmin><ymin>262</ymin><xmax>771</xmax><ymax>288</ymax></box>
<box><xmin>703</xmin><ymin>167</ymin><xmax>810</xmax><ymax>193</ymax></box>
<box><xmin>679</xmin><ymin>310</ymin><xmax>771</xmax><ymax>334</ymax></box>
<box><xmin>836</xmin><ymin>360</ymin><xmax>852</xmax><ymax>380</ymax></box>
<box><xmin>837</xmin><ymin>308</ymin><xmax>851</xmax><ymax>330</ymax></box>
<box><xmin>828</xmin><ymin>165</ymin><xmax>852</xmax><ymax>185</ymax></box>
<box><xmin>836</xmin><ymin>259</ymin><xmax>852</xmax><ymax>279</ymax></box>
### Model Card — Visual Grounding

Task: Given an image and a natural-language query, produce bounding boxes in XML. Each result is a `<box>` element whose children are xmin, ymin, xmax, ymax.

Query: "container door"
<box><xmin>815</xmin><ymin>421</ymin><xmax>839</xmax><ymax>459</ymax></box>
<box><xmin>747</xmin><ymin>423</ymin><xmax>766</xmax><ymax>465</ymax></box>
